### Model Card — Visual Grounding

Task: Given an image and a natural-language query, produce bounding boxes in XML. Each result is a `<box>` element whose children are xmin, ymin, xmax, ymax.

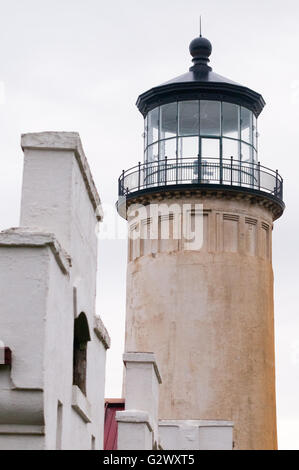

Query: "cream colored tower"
<box><xmin>118</xmin><ymin>36</ymin><xmax>284</xmax><ymax>450</ymax></box>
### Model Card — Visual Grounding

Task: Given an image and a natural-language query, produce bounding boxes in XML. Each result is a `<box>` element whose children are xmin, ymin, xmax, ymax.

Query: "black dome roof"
<box><xmin>136</xmin><ymin>36</ymin><xmax>265</xmax><ymax>118</ymax></box>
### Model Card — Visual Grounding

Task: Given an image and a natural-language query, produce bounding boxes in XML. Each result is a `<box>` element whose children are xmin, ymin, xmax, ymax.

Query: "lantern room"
<box><xmin>144</xmin><ymin>100</ymin><xmax>257</xmax><ymax>164</ymax></box>
<box><xmin>117</xmin><ymin>35</ymin><xmax>284</xmax><ymax>219</ymax></box>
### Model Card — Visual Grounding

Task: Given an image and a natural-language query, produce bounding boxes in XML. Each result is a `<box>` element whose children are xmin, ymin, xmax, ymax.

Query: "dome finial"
<box><xmin>199</xmin><ymin>15</ymin><xmax>202</xmax><ymax>37</ymax></box>
<box><xmin>189</xmin><ymin>33</ymin><xmax>212</xmax><ymax>71</ymax></box>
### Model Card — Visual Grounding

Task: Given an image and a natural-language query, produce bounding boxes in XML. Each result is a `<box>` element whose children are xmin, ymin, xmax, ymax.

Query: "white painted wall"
<box><xmin>0</xmin><ymin>132</ymin><xmax>110</xmax><ymax>450</ymax></box>
<box><xmin>159</xmin><ymin>420</ymin><xmax>233</xmax><ymax>450</ymax></box>
<box><xmin>118</xmin><ymin>352</ymin><xmax>233</xmax><ymax>450</ymax></box>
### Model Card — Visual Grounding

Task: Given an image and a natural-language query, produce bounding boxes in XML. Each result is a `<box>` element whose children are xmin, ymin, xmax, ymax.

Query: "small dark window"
<box><xmin>73</xmin><ymin>312</ymin><xmax>90</xmax><ymax>395</ymax></box>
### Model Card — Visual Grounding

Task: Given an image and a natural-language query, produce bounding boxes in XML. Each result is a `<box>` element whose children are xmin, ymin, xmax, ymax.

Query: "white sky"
<box><xmin>0</xmin><ymin>0</ymin><xmax>298</xmax><ymax>450</ymax></box>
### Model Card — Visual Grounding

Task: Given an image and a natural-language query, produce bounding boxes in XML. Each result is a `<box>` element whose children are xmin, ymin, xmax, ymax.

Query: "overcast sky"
<box><xmin>0</xmin><ymin>0</ymin><xmax>298</xmax><ymax>449</ymax></box>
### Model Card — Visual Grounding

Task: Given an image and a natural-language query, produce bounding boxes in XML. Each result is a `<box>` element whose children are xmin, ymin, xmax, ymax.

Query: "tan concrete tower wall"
<box><xmin>124</xmin><ymin>195</ymin><xmax>277</xmax><ymax>450</ymax></box>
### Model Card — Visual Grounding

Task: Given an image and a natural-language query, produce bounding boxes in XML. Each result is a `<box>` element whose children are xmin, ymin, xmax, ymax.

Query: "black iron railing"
<box><xmin>118</xmin><ymin>157</ymin><xmax>283</xmax><ymax>201</ymax></box>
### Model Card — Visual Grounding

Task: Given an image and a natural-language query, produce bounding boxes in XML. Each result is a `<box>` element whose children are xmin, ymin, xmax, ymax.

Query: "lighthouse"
<box><xmin>117</xmin><ymin>35</ymin><xmax>284</xmax><ymax>450</ymax></box>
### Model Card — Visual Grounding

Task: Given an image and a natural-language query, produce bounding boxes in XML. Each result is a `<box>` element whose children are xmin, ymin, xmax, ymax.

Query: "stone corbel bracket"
<box><xmin>94</xmin><ymin>316</ymin><xmax>111</xmax><ymax>350</ymax></box>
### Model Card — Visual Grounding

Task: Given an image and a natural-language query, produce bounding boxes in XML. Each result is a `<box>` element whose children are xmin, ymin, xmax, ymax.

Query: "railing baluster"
<box><xmin>138</xmin><ymin>162</ymin><xmax>141</xmax><ymax>190</ymax></box>
<box><xmin>258</xmin><ymin>162</ymin><xmax>261</xmax><ymax>190</ymax></box>
<box><xmin>158</xmin><ymin>159</ymin><xmax>160</xmax><ymax>185</ymax></box>
<box><xmin>165</xmin><ymin>156</ymin><xmax>167</xmax><ymax>186</ymax></box>
<box><xmin>230</xmin><ymin>157</ymin><xmax>233</xmax><ymax>185</ymax></box>
<box><xmin>220</xmin><ymin>155</ymin><xmax>223</xmax><ymax>184</ymax></box>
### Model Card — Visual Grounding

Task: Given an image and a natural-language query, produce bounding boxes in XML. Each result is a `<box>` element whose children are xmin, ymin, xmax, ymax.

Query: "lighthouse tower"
<box><xmin>117</xmin><ymin>36</ymin><xmax>284</xmax><ymax>450</ymax></box>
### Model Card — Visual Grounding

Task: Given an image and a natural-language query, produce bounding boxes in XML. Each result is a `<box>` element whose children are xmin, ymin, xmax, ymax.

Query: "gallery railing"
<box><xmin>118</xmin><ymin>157</ymin><xmax>283</xmax><ymax>201</ymax></box>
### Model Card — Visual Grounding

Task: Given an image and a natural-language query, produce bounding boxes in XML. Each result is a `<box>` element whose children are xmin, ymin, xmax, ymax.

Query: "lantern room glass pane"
<box><xmin>147</xmin><ymin>107</ymin><xmax>159</xmax><ymax>145</ymax></box>
<box><xmin>178</xmin><ymin>136</ymin><xmax>198</xmax><ymax>158</ymax></box>
<box><xmin>160</xmin><ymin>137</ymin><xmax>176</xmax><ymax>160</ymax></box>
<box><xmin>160</xmin><ymin>103</ymin><xmax>177</xmax><ymax>139</ymax></box>
<box><xmin>222</xmin><ymin>138</ymin><xmax>239</xmax><ymax>160</ymax></box>
<box><xmin>200</xmin><ymin>101</ymin><xmax>221</xmax><ymax>136</ymax></box>
<box><xmin>241</xmin><ymin>142</ymin><xmax>252</xmax><ymax>162</ymax></box>
<box><xmin>178</xmin><ymin>101</ymin><xmax>199</xmax><ymax>136</ymax></box>
<box><xmin>222</xmin><ymin>103</ymin><xmax>239</xmax><ymax>139</ymax></box>
<box><xmin>201</xmin><ymin>138</ymin><xmax>220</xmax><ymax>158</ymax></box>
<box><xmin>147</xmin><ymin>143</ymin><xmax>159</xmax><ymax>163</ymax></box>
<box><xmin>241</xmin><ymin>107</ymin><xmax>252</xmax><ymax>144</ymax></box>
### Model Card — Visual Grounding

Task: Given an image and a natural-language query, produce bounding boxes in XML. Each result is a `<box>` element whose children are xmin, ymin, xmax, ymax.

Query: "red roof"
<box><xmin>104</xmin><ymin>399</ymin><xmax>125</xmax><ymax>450</ymax></box>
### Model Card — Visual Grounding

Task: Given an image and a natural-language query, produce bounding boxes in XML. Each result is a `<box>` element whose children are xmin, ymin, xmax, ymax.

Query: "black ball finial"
<box><xmin>189</xmin><ymin>36</ymin><xmax>212</xmax><ymax>68</ymax></box>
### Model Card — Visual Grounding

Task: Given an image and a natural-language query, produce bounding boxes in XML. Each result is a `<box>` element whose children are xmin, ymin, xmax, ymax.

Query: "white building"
<box><xmin>0</xmin><ymin>132</ymin><xmax>110</xmax><ymax>450</ymax></box>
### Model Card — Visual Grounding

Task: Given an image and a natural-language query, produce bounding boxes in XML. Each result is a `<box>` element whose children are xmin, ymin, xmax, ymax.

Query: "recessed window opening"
<box><xmin>73</xmin><ymin>312</ymin><xmax>91</xmax><ymax>396</ymax></box>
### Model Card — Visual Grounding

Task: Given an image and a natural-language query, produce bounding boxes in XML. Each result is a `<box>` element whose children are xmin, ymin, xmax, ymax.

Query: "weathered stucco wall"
<box><xmin>125</xmin><ymin>196</ymin><xmax>277</xmax><ymax>450</ymax></box>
